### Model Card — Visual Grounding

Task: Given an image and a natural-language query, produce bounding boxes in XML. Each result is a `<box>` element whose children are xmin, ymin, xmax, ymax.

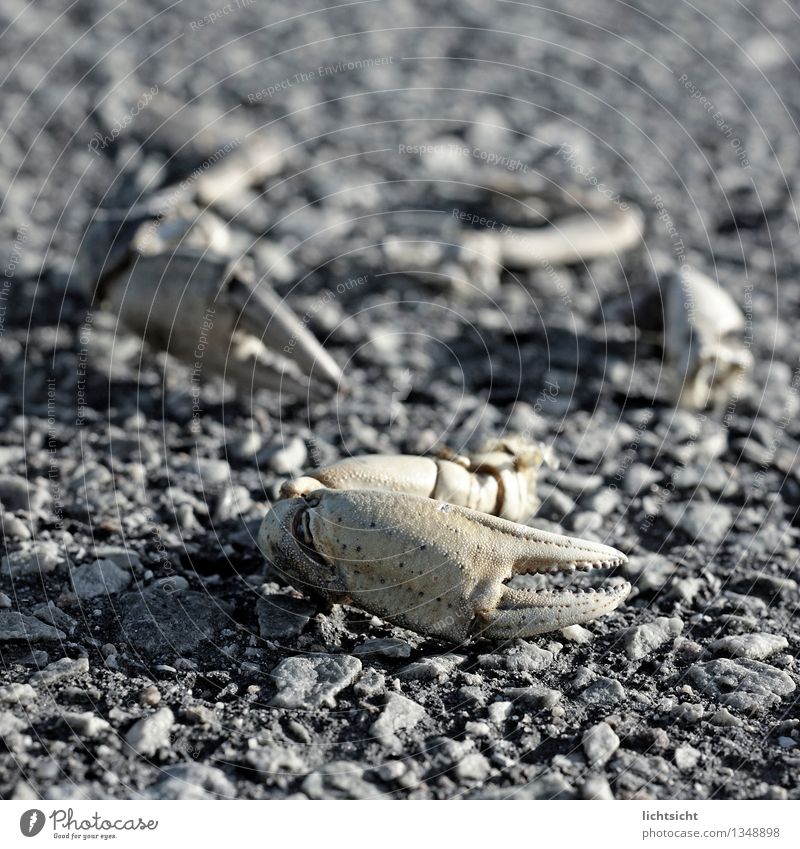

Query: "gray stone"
<box><xmin>710</xmin><ymin>708</ymin><xmax>743</xmax><ymax>727</ymax></box>
<box><xmin>579</xmin><ymin>677</ymin><xmax>625</xmax><ymax>705</ymax></box>
<box><xmin>257</xmin><ymin>595</ymin><xmax>316</xmax><ymax>639</ymax></box>
<box><xmin>270</xmin><ymin>654</ymin><xmax>361</xmax><ymax>708</ymax></box>
<box><xmin>71</xmin><ymin>559</ymin><xmax>131</xmax><ymax>598</ymax></box>
<box><xmin>547</xmin><ymin>471</ymin><xmax>604</xmax><ymax>495</ymax></box>
<box><xmin>213</xmin><ymin>484</ymin><xmax>253</xmax><ymax>522</ymax></box>
<box><xmin>560</xmin><ymin>624</ymin><xmax>594</xmax><ymax>644</ymax></box>
<box><xmin>189</xmin><ymin>457</ymin><xmax>232</xmax><ymax>490</ymax></box>
<box><xmin>674</xmin><ymin>745</ymin><xmax>701</xmax><ymax>770</ymax></box>
<box><xmin>353</xmin><ymin>638</ymin><xmax>412</xmax><ymax>659</ymax></box>
<box><xmin>228</xmin><ymin>430</ymin><xmax>262</xmax><ymax>462</ymax></box>
<box><xmin>619</xmin><ymin>617</ymin><xmax>683</xmax><ymax>660</ymax></box>
<box><xmin>744</xmin><ymin>572</ymin><xmax>798</xmax><ymax>598</ymax></box>
<box><xmin>671</xmin><ymin>702</ymin><xmax>705</xmax><ymax>724</ymax></box>
<box><xmin>581</xmin><ymin>774</ymin><xmax>615</xmax><ymax>800</ymax></box>
<box><xmin>0</xmin><ymin>592</ymin><xmax>10</xmax><ymax>609</ymax></box>
<box><xmin>245</xmin><ymin>745</ymin><xmax>307</xmax><ymax>777</ymax></box>
<box><xmin>459</xmin><ymin>686</ymin><xmax>485</xmax><ymax>706</ymax></box>
<box><xmin>668</xmin><ymin>578</ymin><xmax>704</xmax><ymax>604</ymax></box>
<box><xmin>120</xmin><ymin>586</ymin><xmax>229</xmax><ymax>655</ymax></box>
<box><xmin>537</xmin><ymin>484</ymin><xmax>576</xmax><ymax>520</ymax></box>
<box><xmin>672</xmin><ymin>464</ymin><xmax>729</xmax><ymax>492</ymax></box>
<box><xmin>262</xmin><ymin>437</ymin><xmax>307</xmax><ymax>475</ymax></box>
<box><xmin>708</xmin><ymin>633</ymin><xmax>788</xmax><ymax>660</ymax></box>
<box><xmin>469</xmin><ymin>774</ymin><xmax>574</xmax><ymax>799</ymax></box>
<box><xmin>153</xmin><ymin>575</ymin><xmax>189</xmax><ymax>593</ymax></box>
<box><xmin>94</xmin><ymin>546</ymin><xmax>143</xmax><ymax>573</ymax></box>
<box><xmin>613</xmin><ymin>750</ymin><xmax>674</xmax><ymax>796</ymax></box>
<box><xmin>504</xmin><ymin>685</ymin><xmax>562</xmax><ymax>709</ymax></box>
<box><xmin>663</xmin><ymin>502</ymin><xmax>733</xmax><ymax>545</ymax></box>
<box><xmin>0</xmin><ymin>611</ymin><xmax>65</xmax><ymax>642</ymax></box>
<box><xmin>622</xmin><ymin>464</ymin><xmax>661</xmax><ymax>496</ymax></box>
<box><xmin>125</xmin><ymin>707</ymin><xmax>175</xmax><ymax>757</ymax></box>
<box><xmin>623</xmin><ymin>552</ymin><xmax>677</xmax><ymax>593</ymax></box>
<box><xmin>688</xmin><ymin>659</ymin><xmax>795</xmax><ymax>713</ymax></box>
<box><xmin>398</xmin><ymin>655</ymin><xmax>464</xmax><ymax>681</ymax></box>
<box><xmin>62</xmin><ymin>712</ymin><xmax>111</xmax><ymax>737</ymax></box>
<box><xmin>454</xmin><ymin>752</ymin><xmax>491</xmax><ymax>782</ymax></box>
<box><xmin>720</xmin><ymin>592</ymin><xmax>768</xmax><ymax>617</ymax></box>
<box><xmin>30</xmin><ymin>656</ymin><xmax>89</xmax><ymax>685</ymax></box>
<box><xmin>582</xmin><ymin>721</ymin><xmax>620</xmax><ymax>767</ymax></box>
<box><xmin>301</xmin><ymin>760</ymin><xmax>382</xmax><ymax>800</ymax></box>
<box><xmin>32</xmin><ymin>602</ymin><xmax>78</xmax><ymax>636</ymax></box>
<box><xmin>0</xmin><ymin>683</ymin><xmax>36</xmax><ymax>704</ymax></box>
<box><xmin>572</xmin><ymin>666</ymin><xmax>596</xmax><ymax>690</ymax></box>
<box><xmin>1</xmin><ymin>514</ymin><xmax>32</xmax><ymax>539</ymax></box>
<box><xmin>181</xmin><ymin>703</ymin><xmax>218</xmax><ymax>727</ymax></box>
<box><xmin>0</xmin><ymin>475</ymin><xmax>50</xmax><ymax>511</ymax></box>
<box><xmin>568</xmin><ymin>510</ymin><xmax>604</xmax><ymax>535</ymax></box>
<box><xmin>370</xmin><ymin>693</ymin><xmax>428</xmax><ymax>749</ymax></box>
<box><xmin>353</xmin><ymin>668</ymin><xmax>386</xmax><ymax>699</ymax></box>
<box><xmin>479</xmin><ymin>641</ymin><xmax>555</xmax><ymax>673</ymax></box>
<box><xmin>488</xmin><ymin>701</ymin><xmax>512</xmax><ymax>724</ymax></box>
<box><xmin>146</xmin><ymin>763</ymin><xmax>236</xmax><ymax>799</ymax></box>
<box><xmin>580</xmin><ymin>488</ymin><xmax>620</xmax><ymax>516</ymax></box>
<box><xmin>1</xmin><ymin>541</ymin><xmax>63</xmax><ymax>576</ymax></box>
<box><xmin>140</xmin><ymin>685</ymin><xmax>161</xmax><ymax>707</ymax></box>
<box><xmin>0</xmin><ymin>711</ymin><xmax>26</xmax><ymax>736</ymax></box>
<box><xmin>18</xmin><ymin>650</ymin><xmax>49</xmax><ymax>666</ymax></box>
<box><xmin>376</xmin><ymin>760</ymin><xmax>410</xmax><ymax>783</ymax></box>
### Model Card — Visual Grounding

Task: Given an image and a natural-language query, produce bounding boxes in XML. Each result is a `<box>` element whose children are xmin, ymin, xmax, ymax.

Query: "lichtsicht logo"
<box><xmin>19</xmin><ymin>810</ymin><xmax>45</xmax><ymax>837</ymax></box>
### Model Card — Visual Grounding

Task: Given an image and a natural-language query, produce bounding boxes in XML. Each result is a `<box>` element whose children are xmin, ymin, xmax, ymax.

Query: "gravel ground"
<box><xmin>1</xmin><ymin>0</ymin><xmax>799</xmax><ymax>800</ymax></box>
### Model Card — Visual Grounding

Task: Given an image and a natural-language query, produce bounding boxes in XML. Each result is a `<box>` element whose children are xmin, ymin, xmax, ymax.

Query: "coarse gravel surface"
<box><xmin>1</xmin><ymin>0</ymin><xmax>799</xmax><ymax>800</ymax></box>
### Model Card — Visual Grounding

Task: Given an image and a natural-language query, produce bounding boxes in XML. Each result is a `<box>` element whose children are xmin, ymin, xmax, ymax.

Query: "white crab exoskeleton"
<box><xmin>281</xmin><ymin>438</ymin><xmax>556</xmax><ymax>522</ymax></box>
<box><xmin>259</xmin><ymin>489</ymin><xmax>629</xmax><ymax>642</ymax></box>
<box><xmin>97</xmin><ymin>250</ymin><xmax>343</xmax><ymax>395</ymax></box>
<box><xmin>467</xmin><ymin>170</ymin><xmax>645</xmax><ymax>270</ymax></box>
<box><xmin>380</xmin><ymin>153</ymin><xmax>645</xmax><ymax>294</ymax></box>
<box><xmin>666</xmin><ymin>267</ymin><xmax>753</xmax><ymax>410</ymax></box>
<box><xmin>78</xmin><ymin>127</ymin><xmax>344</xmax><ymax>395</ymax></box>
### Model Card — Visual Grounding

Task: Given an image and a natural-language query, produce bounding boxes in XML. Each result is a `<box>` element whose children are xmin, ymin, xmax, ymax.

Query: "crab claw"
<box><xmin>100</xmin><ymin>250</ymin><xmax>344</xmax><ymax>395</ymax></box>
<box><xmin>76</xmin><ymin>106</ymin><xmax>341</xmax><ymax>396</ymax></box>
<box><xmin>259</xmin><ymin>489</ymin><xmax>629</xmax><ymax>642</ymax></box>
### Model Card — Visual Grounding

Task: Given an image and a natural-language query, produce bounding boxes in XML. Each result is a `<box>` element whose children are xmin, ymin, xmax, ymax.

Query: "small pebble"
<box><xmin>582</xmin><ymin>721</ymin><xmax>620</xmax><ymax>767</ymax></box>
<box><xmin>125</xmin><ymin>707</ymin><xmax>175</xmax><ymax>757</ymax></box>
<box><xmin>140</xmin><ymin>685</ymin><xmax>162</xmax><ymax>707</ymax></box>
<box><xmin>674</xmin><ymin>745</ymin><xmax>701</xmax><ymax>770</ymax></box>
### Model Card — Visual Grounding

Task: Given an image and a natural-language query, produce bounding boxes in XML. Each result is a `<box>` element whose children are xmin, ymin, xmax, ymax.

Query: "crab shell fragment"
<box><xmin>259</xmin><ymin>489</ymin><xmax>630</xmax><ymax>642</ymax></box>
<box><xmin>280</xmin><ymin>438</ymin><xmax>555</xmax><ymax>522</ymax></box>
<box><xmin>665</xmin><ymin>267</ymin><xmax>753</xmax><ymax>410</ymax></box>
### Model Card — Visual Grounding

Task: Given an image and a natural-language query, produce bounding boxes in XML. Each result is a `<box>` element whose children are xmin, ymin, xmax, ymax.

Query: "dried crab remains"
<box><xmin>80</xmin><ymin>111</ymin><xmax>752</xmax><ymax>411</ymax></box>
<box><xmin>259</xmin><ymin>446</ymin><xmax>630</xmax><ymax>641</ymax></box>
<box><xmin>79</xmin><ymin>100</ymin><xmax>754</xmax><ymax>639</ymax></box>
